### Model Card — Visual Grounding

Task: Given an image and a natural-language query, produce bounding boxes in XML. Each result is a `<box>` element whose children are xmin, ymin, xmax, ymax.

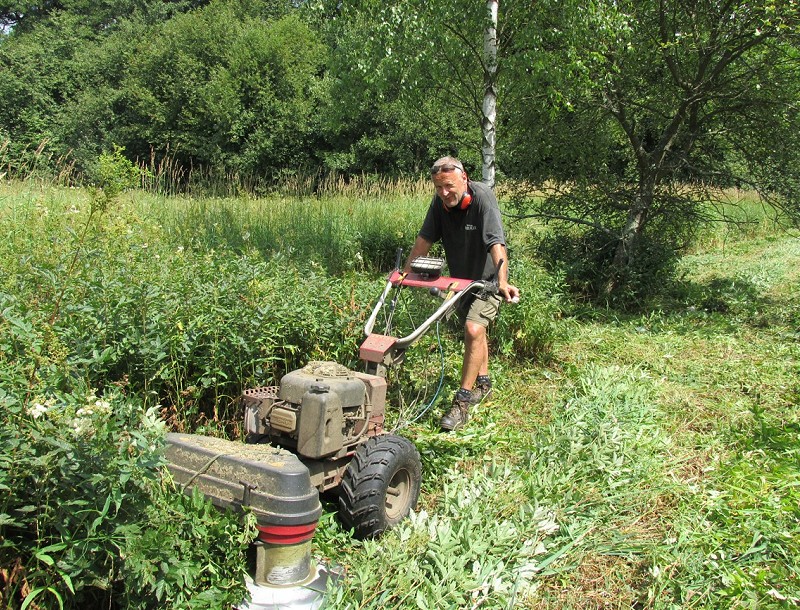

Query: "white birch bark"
<box><xmin>482</xmin><ymin>0</ymin><xmax>498</xmax><ymax>189</ymax></box>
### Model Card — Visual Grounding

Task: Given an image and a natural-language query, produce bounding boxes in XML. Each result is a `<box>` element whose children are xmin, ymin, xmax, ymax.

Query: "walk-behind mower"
<box><xmin>164</xmin><ymin>256</ymin><xmax>500</xmax><ymax>609</ymax></box>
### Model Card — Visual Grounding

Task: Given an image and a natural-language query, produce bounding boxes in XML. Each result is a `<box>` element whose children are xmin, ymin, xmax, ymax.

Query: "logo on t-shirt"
<box><xmin>465</xmin><ymin>224</ymin><xmax>477</xmax><ymax>231</ymax></box>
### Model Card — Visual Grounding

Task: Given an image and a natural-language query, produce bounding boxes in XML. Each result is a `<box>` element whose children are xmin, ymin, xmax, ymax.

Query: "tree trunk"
<box><xmin>603</xmin><ymin>179</ymin><xmax>654</xmax><ymax>296</ymax></box>
<box><xmin>481</xmin><ymin>0</ymin><xmax>498</xmax><ymax>189</ymax></box>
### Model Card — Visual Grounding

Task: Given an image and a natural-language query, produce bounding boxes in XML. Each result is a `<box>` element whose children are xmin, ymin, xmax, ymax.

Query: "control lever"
<box><xmin>477</xmin><ymin>259</ymin><xmax>519</xmax><ymax>303</ymax></box>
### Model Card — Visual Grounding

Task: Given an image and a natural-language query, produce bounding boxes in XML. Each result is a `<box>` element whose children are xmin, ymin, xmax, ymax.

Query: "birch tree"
<box><xmin>482</xmin><ymin>0</ymin><xmax>498</xmax><ymax>187</ymax></box>
<box><xmin>323</xmin><ymin>0</ymin><xmax>555</xmax><ymax>186</ymax></box>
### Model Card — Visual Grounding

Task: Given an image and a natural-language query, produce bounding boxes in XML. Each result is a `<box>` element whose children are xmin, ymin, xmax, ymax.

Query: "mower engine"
<box><xmin>242</xmin><ymin>361</ymin><xmax>387</xmax><ymax>491</ymax></box>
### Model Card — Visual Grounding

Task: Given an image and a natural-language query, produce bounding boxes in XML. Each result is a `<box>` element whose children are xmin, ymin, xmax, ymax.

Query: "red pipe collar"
<box><xmin>257</xmin><ymin>522</ymin><xmax>317</xmax><ymax>545</ymax></box>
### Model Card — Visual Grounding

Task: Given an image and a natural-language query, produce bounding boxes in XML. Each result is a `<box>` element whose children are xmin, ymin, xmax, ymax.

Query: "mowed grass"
<box><xmin>2</xmin><ymin>180</ymin><xmax>799</xmax><ymax>608</ymax></box>
<box><xmin>509</xmin><ymin>234</ymin><xmax>800</xmax><ymax>608</ymax></box>
<box><xmin>316</xmin><ymin>202</ymin><xmax>800</xmax><ymax>608</ymax></box>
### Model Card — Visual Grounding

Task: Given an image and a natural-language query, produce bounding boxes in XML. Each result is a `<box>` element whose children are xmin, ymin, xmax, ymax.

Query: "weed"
<box><xmin>0</xmin><ymin>385</ymin><xmax>253</xmax><ymax>609</ymax></box>
<box><xmin>2</xmin><ymin>180</ymin><xmax>799</xmax><ymax>609</ymax></box>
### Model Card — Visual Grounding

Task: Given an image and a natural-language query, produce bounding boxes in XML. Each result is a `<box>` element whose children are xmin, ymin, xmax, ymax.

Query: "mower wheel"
<box><xmin>338</xmin><ymin>434</ymin><xmax>421</xmax><ymax>539</ymax></box>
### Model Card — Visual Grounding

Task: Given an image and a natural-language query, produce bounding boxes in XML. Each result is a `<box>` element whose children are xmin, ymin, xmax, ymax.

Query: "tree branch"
<box><xmin>504</xmin><ymin>210</ymin><xmax>616</xmax><ymax>236</ymax></box>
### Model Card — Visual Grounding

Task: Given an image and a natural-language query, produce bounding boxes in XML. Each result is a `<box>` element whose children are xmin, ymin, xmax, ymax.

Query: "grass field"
<box><xmin>321</xmin><ymin>231</ymin><xmax>800</xmax><ymax>609</ymax></box>
<box><xmin>1</xmin><ymin>180</ymin><xmax>798</xmax><ymax>609</ymax></box>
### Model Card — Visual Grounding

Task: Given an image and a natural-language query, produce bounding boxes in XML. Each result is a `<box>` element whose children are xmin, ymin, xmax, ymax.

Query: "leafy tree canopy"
<box><xmin>505</xmin><ymin>0</ymin><xmax>800</xmax><ymax>301</ymax></box>
<box><xmin>0</xmin><ymin>0</ymin><xmax>210</xmax><ymax>32</ymax></box>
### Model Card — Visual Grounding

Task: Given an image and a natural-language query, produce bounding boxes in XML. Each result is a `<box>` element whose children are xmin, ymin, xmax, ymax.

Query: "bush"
<box><xmin>536</xmin><ymin>224</ymin><xmax>681</xmax><ymax>308</ymax></box>
<box><xmin>0</xmin><ymin>387</ymin><xmax>253</xmax><ymax>609</ymax></box>
<box><xmin>47</xmin><ymin>250</ymin><xmax>377</xmax><ymax>427</ymax></box>
<box><xmin>493</xmin><ymin>259</ymin><xmax>562</xmax><ymax>362</ymax></box>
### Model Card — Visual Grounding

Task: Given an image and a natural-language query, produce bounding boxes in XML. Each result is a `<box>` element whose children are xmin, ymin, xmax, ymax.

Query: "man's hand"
<box><xmin>489</xmin><ymin>245</ymin><xmax>519</xmax><ymax>303</ymax></box>
<box><xmin>499</xmin><ymin>283</ymin><xmax>520</xmax><ymax>304</ymax></box>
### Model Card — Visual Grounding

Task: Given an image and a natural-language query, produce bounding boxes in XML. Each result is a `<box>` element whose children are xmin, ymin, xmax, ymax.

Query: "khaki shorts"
<box><xmin>457</xmin><ymin>294</ymin><xmax>502</xmax><ymax>328</ymax></box>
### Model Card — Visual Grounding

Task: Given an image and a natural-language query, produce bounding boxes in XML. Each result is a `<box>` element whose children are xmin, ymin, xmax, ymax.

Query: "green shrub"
<box><xmin>0</xmin><ymin>387</ymin><xmax>253</xmax><ymax>609</ymax></box>
<box><xmin>119</xmin><ymin>486</ymin><xmax>255</xmax><ymax>610</ymax></box>
<box><xmin>536</xmin><ymin>223</ymin><xmax>681</xmax><ymax>308</ymax></box>
<box><xmin>89</xmin><ymin>145</ymin><xmax>148</xmax><ymax>213</ymax></box>
<box><xmin>47</xmin><ymin>250</ymin><xmax>377</xmax><ymax>427</ymax></box>
<box><xmin>493</xmin><ymin>259</ymin><xmax>562</xmax><ymax>362</ymax></box>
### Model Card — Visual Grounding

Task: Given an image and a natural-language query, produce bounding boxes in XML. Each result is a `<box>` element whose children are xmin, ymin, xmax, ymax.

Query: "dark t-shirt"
<box><xmin>418</xmin><ymin>180</ymin><xmax>507</xmax><ymax>281</ymax></box>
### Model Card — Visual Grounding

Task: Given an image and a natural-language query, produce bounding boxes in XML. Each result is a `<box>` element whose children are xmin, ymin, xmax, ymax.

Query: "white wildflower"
<box><xmin>28</xmin><ymin>403</ymin><xmax>49</xmax><ymax>419</ymax></box>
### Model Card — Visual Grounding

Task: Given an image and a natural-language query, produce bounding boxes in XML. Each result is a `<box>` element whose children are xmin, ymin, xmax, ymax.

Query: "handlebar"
<box><xmin>363</xmin><ymin>271</ymin><xmax>497</xmax><ymax>345</ymax></box>
<box><xmin>360</xmin><ymin>259</ymin><xmax>507</xmax><ymax>370</ymax></box>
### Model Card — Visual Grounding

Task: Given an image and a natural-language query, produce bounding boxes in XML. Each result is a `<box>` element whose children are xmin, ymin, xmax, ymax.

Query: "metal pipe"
<box><xmin>392</xmin><ymin>281</ymin><xmax>486</xmax><ymax>350</ymax></box>
<box><xmin>363</xmin><ymin>279</ymin><xmax>394</xmax><ymax>336</ymax></box>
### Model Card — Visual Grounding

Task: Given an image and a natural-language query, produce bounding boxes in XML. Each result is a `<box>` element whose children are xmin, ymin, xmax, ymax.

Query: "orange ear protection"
<box><xmin>458</xmin><ymin>185</ymin><xmax>472</xmax><ymax>210</ymax></box>
<box><xmin>440</xmin><ymin>188</ymin><xmax>472</xmax><ymax>212</ymax></box>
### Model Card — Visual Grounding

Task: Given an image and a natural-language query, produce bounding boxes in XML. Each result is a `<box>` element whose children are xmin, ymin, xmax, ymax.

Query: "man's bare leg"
<box><xmin>460</xmin><ymin>321</ymin><xmax>488</xmax><ymax>391</ymax></box>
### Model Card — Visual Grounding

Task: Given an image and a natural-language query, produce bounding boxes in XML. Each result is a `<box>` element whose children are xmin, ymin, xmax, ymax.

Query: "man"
<box><xmin>404</xmin><ymin>156</ymin><xmax>520</xmax><ymax>431</ymax></box>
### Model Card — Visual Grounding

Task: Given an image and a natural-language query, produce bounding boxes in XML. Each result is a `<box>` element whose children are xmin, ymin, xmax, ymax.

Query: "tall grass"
<box><xmin>154</xmin><ymin>192</ymin><xmax>426</xmax><ymax>274</ymax></box>
<box><xmin>0</xmin><ymin>180</ymin><xmax>553</xmax><ymax>427</ymax></box>
<box><xmin>0</xmin><ymin>138</ymin><xmax>78</xmax><ymax>186</ymax></box>
<box><xmin>2</xmin><ymin>176</ymin><xmax>798</xmax><ymax>608</ymax></box>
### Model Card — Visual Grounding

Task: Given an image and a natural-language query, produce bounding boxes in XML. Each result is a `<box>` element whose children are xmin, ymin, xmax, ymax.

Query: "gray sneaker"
<box><xmin>475</xmin><ymin>375</ymin><xmax>493</xmax><ymax>401</ymax></box>
<box><xmin>440</xmin><ymin>389</ymin><xmax>480</xmax><ymax>431</ymax></box>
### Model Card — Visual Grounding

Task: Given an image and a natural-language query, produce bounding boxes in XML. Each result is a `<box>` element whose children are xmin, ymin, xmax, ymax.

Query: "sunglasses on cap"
<box><xmin>430</xmin><ymin>163</ymin><xmax>464</xmax><ymax>175</ymax></box>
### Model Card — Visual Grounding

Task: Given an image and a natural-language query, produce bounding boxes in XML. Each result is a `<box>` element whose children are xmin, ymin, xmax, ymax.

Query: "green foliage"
<box><xmin>319</xmin><ymin>0</ymin><xmax>485</xmax><ymax>171</ymax></box>
<box><xmin>0</xmin><ymin>11</ymin><xmax>89</xmax><ymax>175</ymax></box>
<box><xmin>81</xmin><ymin>5</ymin><xmax>325</xmax><ymax>180</ymax></box>
<box><xmin>165</xmin><ymin>193</ymin><xmax>421</xmax><ymax>274</ymax></box>
<box><xmin>0</xmin><ymin>390</ymin><xmax>164</xmax><ymax>606</ymax></box>
<box><xmin>505</xmin><ymin>0</ymin><xmax>800</xmax><ymax>298</ymax></box>
<box><xmin>493</xmin><ymin>258</ymin><xmax>561</xmax><ymax>360</ymax></box>
<box><xmin>3</xmin><ymin>182</ymin><xmax>799</xmax><ymax>609</ymax></box>
<box><xmin>0</xmin><ymin>0</ymin><xmax>199</xmax><ymax>33</ymax></box>
<box><xmin>319</xmin><ymin>462</ymin><xmax>555</xmax><ymax>609</ymax></box>
<box><xmin>120</xmin><ymin>486</ymin><xmax>255</xmax><ymax>609</ymax></box>
<box><xmin>535</xmin><ymin>221</ymin><xmax>681</xmax><ymax>308</ymax></box>
<box><xmin>90</xmin><ymin>145</ymin><xmax>147</xmax><ymax>213</ymax></box>
<box><xmin>0</xmin><ymin>387</ymin><xmax>253</xmax><ymax>608</ymax></box>
<box><xmin>0</xmin><ymin>184</ymin><xmax>433</xmax><ymax>428</ymax></box>
<box><xmin>45</xmin><ymin>247</ymin><xmax>374</xmax><ymax>425</ymax></box>
<box><xmin>0</xmin><ymin>189</ymin><xmax>261</xmax><ymax>606</ymax></box>
<box><xmin>1</xmin><ymin>1</ymin><xmax>326</xmax><ymax>183</ymax></box>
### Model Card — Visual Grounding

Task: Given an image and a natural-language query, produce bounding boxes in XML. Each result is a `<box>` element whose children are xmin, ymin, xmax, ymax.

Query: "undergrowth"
<box><xmin>1</xmin><ymin>179</ymin><xmax>798</xmax><ymax>608</ymax></box>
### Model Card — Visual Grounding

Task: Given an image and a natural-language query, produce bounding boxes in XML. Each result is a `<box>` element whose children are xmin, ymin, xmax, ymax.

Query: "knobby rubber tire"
<box><xmin>338</xmin><ymin>434</ymin><xmax>422</xmax><ymax>539</ymax></box>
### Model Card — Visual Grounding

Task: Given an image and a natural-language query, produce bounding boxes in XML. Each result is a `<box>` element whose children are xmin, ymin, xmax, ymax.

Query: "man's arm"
<box><xmin>488</xmin><ymin>243</ymin><xmax>520</xmax><ymax>303</ymax></box>
<box><xmin>403</xmin><ymin>235</ymin><xmax>434</xmax><ymax>273</ymax></box>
